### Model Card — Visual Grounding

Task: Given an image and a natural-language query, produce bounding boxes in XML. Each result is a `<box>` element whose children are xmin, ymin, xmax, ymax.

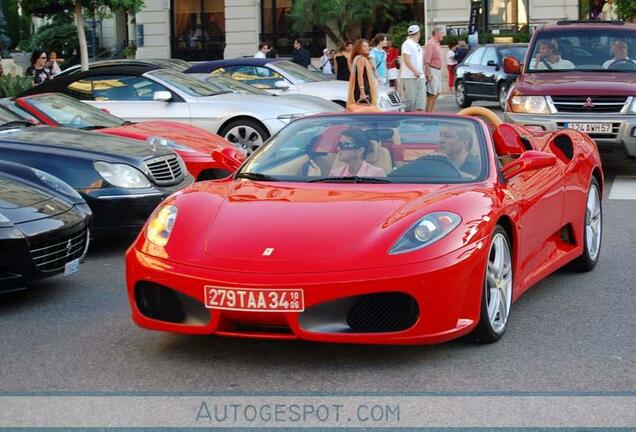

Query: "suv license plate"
<box><xmin>564</xmin><ymin>123</ymin><xmax>613</xmax><ymax>134</ymax></box>
<box><xmin>204</xmin><ymin>287</ymin><xmax>305</xmax><ymax>312</ymax></box>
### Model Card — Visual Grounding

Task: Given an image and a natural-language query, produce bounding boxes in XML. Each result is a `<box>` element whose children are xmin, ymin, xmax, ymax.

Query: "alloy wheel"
<box><xmin>485</xmin><ymin>232</ymin><xmax>513</xmax><ymax>334</ymax></box>
<box><xmin>224</xmin><ymin>125</ymin><xmax>264</xmax><ymax>154</ymax></box>
<box><xmin>585</xmin><ymin>183</ymin><xmax>602</xmax><ymax>261</ymax></box>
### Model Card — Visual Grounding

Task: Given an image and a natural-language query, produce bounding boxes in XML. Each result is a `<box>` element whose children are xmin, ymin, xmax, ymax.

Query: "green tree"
<box><xmin>289</xmin><ymin>0</ymin><xmax>404</xmax><ymax>44</ymax></box>
<box><xmin>615</xmin><ymin>0</ymin><xmax>636</xmax><ymax>21</ymax></box>
<box><xmin>19</xmin><ymin>0</ymin><xmax>144</xmax><ymax>71</ymax></box>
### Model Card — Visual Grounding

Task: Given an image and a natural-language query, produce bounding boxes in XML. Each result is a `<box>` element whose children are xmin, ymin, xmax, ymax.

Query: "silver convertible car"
<box><xmin>185</xmin><ymin>58</ymin><xmax>404</xmax><ymax>111</ymax></box>
<box><xmin>19</xmin><ymin>60</ymin><xmax>344</xmax><ymax>153</ymax></box>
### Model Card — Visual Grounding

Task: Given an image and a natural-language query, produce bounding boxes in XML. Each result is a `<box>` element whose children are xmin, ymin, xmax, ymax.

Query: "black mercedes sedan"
<box><xmin>455</xmin><ymin>43</ymin><xmax>527</xmax><ymax>110</ymax></box>
<box><xmin>0</xmin><ymin>106</ymin><xmax>193</xmax><ymax>238</ymax></box>
<box><xmin>0</xmin><ymin>161</ymin><xmax>92</xmax><ymax>293</ymax></box>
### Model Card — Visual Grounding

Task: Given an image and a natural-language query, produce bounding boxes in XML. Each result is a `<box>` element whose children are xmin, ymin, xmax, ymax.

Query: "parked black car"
<box><xmin>0</xmin><ymin>160</ymin><xmax>92</xmax><ymax>293</ymax></box>
<box><xmin>0</xmin><ymin>106</ymin><xmax>193</xmax><ymax>238</ymax></box>
<box><xmin>455</xmin><ymin>44</ymin><xmax>528</xmax><ymax>110</ymax></box>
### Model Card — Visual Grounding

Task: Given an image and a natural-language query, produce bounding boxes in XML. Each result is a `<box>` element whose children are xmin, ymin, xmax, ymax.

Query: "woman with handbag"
<box><xmin>346</xmin><ymin>39</ymin><xmax>379</xmax><ymax>112</ymax></box>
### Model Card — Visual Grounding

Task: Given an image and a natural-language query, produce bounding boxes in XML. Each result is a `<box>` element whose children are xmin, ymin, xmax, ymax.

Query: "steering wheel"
<box><xmin>389</xmin><ymin>154</ymin><xmax>462</xmax><ymax>178</ymax></box>
<box><xmin>457</xmin><ymin>106</ymin><xmax>503</xmax><ymax>127</ymax></box>
<box><xmin>609</xmin><ymin>60</ymin><xmax>636</xmax><ymax>71</ymax></box>
<box><xmin>69</xmin><ymin>114</ymin><xmax>85</xmax><ymax>128</ymax></box>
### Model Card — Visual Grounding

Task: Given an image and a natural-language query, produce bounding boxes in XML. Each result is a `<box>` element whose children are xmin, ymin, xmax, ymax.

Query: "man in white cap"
<box><xmin>319</xmin><ymin>48</ymin><xmax>333</xmax><ymax>74</ymax></box>
<box><xmin>400</xmin><ymin>24</ymin><xmax>426</xmax><ymax>111</ymax></box>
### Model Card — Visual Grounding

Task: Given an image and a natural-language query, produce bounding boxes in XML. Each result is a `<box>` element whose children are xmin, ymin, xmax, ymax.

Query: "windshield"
<box><xmin>149</xmin><ymin>69</ymin><xmax>228</xmax><ymax>97</ymax></box>
<box><xmin>237</xmin><ymin>115</ymin><xmax>487</xmax><ymax>184</ymax></box>
<box><xmin>527</xmin><ymin>28</ymin><xmax>636</xmax><ymax>72</ymax></box>
<box><xmin>203</xmin><ymin>75</ymin><xmax>270</xmax><ymax>95</ymax></box>
<box><xmin>0</xmin><ymin>105</ymin><xmax>27</xmax><ymax>123</ymax></box>
<box><xmin>23</xmin><ymin>94</ymin><xmax>124</xmax><ymax>129</ymax></box>
<box><xmin>0</xmin><ymin>101</ymin><xmax>39</xmax><ymax>123</ymax></box>
<box><xmin>499</xmin><ymin>46</ymin><xmax>527</xmax><ymax>63</ymax></box>
<box><xmin>271</xmin><ymin>61</ymin><xmax>322</xmax><ymax>84</ymax></box>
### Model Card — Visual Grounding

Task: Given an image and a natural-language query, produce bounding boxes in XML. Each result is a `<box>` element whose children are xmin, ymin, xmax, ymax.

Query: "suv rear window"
<box><xmin>527</xmin><ymin>28</ymin><xmax>636</xmax><ymax>72</ymax></box>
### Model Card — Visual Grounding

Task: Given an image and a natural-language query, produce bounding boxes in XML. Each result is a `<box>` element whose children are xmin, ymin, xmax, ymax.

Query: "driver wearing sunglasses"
<box><xmin>328</xmin><ymin>129</ymin><xmax>386</xmax><ymax>177</ymax></box>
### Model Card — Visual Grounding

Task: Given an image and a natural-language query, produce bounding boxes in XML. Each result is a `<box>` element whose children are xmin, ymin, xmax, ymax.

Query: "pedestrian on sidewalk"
<box><xmin>447</xmin><ymin>41</ymin><xmax>458</xmax><ymax>88</ymax></box>
<box><xmin>347</xmin><ymin>39</ymin><xmax>378</xmax><ymax>110</ymax></box>
<box><xmin>48</xmin><ymin>51</ymin><xmax>62</xmax><ymax>75</ymax></box>
<box><xmin>334</xmin><ymin>40</ymin><xmax>353</xmax><ymax>81</ymax></box>
<box><xmin>455</xmin><ymin>40</ymin><xmax>469</xmax><ymax>64</ymax></box>
<box><xmin>400</xmin><ymin>24</ymin><xmax>426</xmax><ymax>112</ymax></box>
<box><xmin>385</xmin><ymin>40</ymin><xmax>400</xmax><ymax>88</ymax></box>
<box><xmin>292</xmin><ymin>39</ymin><xmax>311</xmax><ymax>68</ymax></box>
<box><xmin>319</xmin><ymin>49</ymin><xmax>333</xmax><ymax>74</ymax></box>
<box><xmin>25</xmin><ymin>50</ymin><xmax>51</xmax><ymax>86</ymax></box>
<box><xmin>254</xmin><ymin>43</ymin><xmax>269</xmax><ymax>58</ymax></box>
<box><xmin>370</xmin><ymin>33</ymin><xmax>388</xmax><ymax>86</ymax></box>
<box><xmin>424</xmin><ymin>26</ymin><xmax>444</xmax><ymax>112</ymax></box>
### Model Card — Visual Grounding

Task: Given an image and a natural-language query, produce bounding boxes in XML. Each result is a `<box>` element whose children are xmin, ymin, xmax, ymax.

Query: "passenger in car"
<box><xmin>329</xmin><ymin>129</ymin><xmax>386</xmax><ymax>177</ymax></box>
<box><xmin>533</xmin><ymin>40</ymin><xmax>575</xmax><ymax>70</ymax></box>
<box><xmin>438</xmin><ymin>126</ymin><xmax>481</xmax><ymax>177</ymax></box>
<box><xmin>602</xmin><ymin>40</ymin><xmax>636</xmax><ymax>69</ymax></box>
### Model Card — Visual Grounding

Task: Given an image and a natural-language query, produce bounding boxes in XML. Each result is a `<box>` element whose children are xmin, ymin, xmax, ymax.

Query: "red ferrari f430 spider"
<box><xmin>126</xmin><ymin>108</ymin><xmax>603</xmax><ymax>344</ymax></box>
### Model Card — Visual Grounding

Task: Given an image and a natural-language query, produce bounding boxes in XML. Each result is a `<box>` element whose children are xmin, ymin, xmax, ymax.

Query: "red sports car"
<box><xmin>126</xmin><ymin>108</ymin><xmax>603</xmax><ymax>344</ymax></box>
<box><xmin>13</xmin><ymin>93</ymin><xmax>245</xmax><ymax>180</ymax></box>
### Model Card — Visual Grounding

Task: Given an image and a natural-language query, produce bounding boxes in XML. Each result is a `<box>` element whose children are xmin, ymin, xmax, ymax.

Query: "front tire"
<box><xmin>219</xmin><ymin>119</ymin><xmax>270</xmax><ymax>155</ymax></box>
<box><xmin>472</xmin><ymin>225</ymin><xmax>513</xmax><ymax>343</ymax></box>
<box><xmin>568</xmin><ymin>177</ymin><xmax>602</xmax><ymax>272</ymax></box>
<box><xmin>455</xmin><ymin>81</ymin><xmax>472</xmax><ymax>108</ymax></box>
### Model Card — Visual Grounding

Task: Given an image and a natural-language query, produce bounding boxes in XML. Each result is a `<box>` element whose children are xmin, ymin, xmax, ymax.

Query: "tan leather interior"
<box><xmin>330</xmin><ymin>141</ymin><xmax>393</xmax><ymax>175</ymax></box>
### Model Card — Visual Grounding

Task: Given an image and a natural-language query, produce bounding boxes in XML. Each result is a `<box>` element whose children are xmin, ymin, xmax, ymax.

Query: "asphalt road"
<box><xmin>1</xmin><ymin>100</ymin><xmax>635</xmax><ymax>393</ymax></box>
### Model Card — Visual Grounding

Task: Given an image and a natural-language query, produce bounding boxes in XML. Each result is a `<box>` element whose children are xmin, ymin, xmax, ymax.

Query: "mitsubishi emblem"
<box><xmin>262</xmin><ymin>248</ymin><xmax>275</xmax><ymax>256</ymax></box>
<box><xmin>583</xmin><ymin>97</ymin><xmax>594</xmax><ymax>108</ymax></box>
<box><xmin>65</xmin><ymin>240</ymin><xmax>73</xmax><ymax>256</ymax></box>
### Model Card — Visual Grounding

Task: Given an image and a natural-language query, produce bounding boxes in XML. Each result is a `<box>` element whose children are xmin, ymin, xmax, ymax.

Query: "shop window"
<box><xmin>172</xmin><ymin>0</ymin><xmax>225</xmax><ymax>61</ymax></box>
<box><xmin>487</xmin><ymin>0</ymin><xmax>528</xmax><ymax>31</ymax></box>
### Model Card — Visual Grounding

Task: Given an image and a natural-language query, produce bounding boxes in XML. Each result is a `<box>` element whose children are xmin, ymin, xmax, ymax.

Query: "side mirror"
<box><xmin>212</xmin><ymin>147</ymin><xmax>246</xmax><ymax>172</ymax></box>
<box><xmin>274</xmin><ymin>80</ymin><xmax>289</xmax><ymax>90</ymax></box>
<box><xmin>487</xmin><ymin>59</ymin><xmax>498</xmax><ymax>68</ymax></box>
<box><xmin>503</xmin><ymin>56</ymin><xmax>521</xmax><ymax>74</ymax></box>
<box><xmin>153</xmin><ymin>91</ymin><xmax>173</xmax><ymax>102</ymax></box>
<box><xmin>501</xmin><ymin>150</ymin><xmax>556</xmax><ymax>181</ymax></box>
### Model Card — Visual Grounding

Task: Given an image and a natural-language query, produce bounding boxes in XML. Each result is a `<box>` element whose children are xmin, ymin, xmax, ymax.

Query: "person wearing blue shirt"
<box><xmin>370</xmin><ymin>33</ymin><xmax>388</xmax><ymax>86</ymax></box>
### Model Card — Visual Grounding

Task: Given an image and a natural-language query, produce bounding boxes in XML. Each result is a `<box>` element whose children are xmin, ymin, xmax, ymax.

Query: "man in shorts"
<box><xmin>400</xmin><ymin>24</ymin><xmax>426</xmax><ymax>112</ymax></box>
<box><xmin>424</xmin><ymin>26</ymin><xmax>444</xmax><ymax>113</ymax></box>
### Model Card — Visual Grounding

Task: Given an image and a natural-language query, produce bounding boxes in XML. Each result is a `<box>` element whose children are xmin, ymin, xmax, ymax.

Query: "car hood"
<box><xmin>100</xmin><ymin>121</ymin><xmax>232</xmax><ymax>155</ymax></box>
<box><xmin>160</xmin><ymin>180</ymin><xmax>493</xmax><ymax>273</ymax></box>
<box><xmin>517</xmin><ymin>72</ymin><xmax>636</xmax><ymax>95</ymax></box>
<box><xmin>0</xmin><ymin>175</ymin><xmax>52</xmax><ymax>209</ymax></box>
<box><xmin>273</xmin><ymin>94</ymin><xmax>344</xmax><ymax>112</ymax></box>
<box><xmin>0</xmin><ymin>126</ymin><xmax>174</xmax><ymax>160</ymax></box>
<box><xmin>197</xmin><ymin>93</ymin><xmax>336</xmax><ymax>114</ymax></box>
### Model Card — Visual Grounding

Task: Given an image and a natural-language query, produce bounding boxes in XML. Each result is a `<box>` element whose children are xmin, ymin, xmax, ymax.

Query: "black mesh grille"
<box><xmin>135</xmin><ymin>282</ymin><xmax>185</xmax><ymax>323</ymax></box>
<box><xmin>551</xmin><ymin>96</ymin><xmax>627</xmax><ymax>113</ymax></box>
<box><xmin>346</xmin><ymin>293</ymin><xmax>419</xmax><ymax>333</ymax></box>
<box><xmin>30</xmin><ymin>228</ymin><xmax>88</xmax><ymax>272</ymax></box>
<box><xmin>144</xmin><ymin>155</ymin><xmax>184</xmax><ymax>186</ymax></box>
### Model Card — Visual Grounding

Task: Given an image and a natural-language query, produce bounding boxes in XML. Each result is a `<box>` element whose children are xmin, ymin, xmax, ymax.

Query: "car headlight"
<box><xmin>147</xmin><ymin>136</ymin><xmax>197</xmax><ymax>153</ymax></box>
<box><xmin>31</xmin><ymin>168</ymin><xmax>82</xmax><ymax>200</ymax></box>
<box><xmin>628</xmin><ymin>97</ymin><xmax>636</xmax><ymax>114</ymax></box>
<box><xmin>379</xmin><ymin>95</ymin><xmax>390</xmax><ymax>109</ymax></box>
<box><xmin>508</xmin><ymin>95</ymin><xmax>551</xmax><ymax>114</ymax></box>
<box><xmin>277</xmin><ymin>114</ymin><xmax>305</xmax><ymax>124</ymax></box>
<box><xmin>146</xmin><ymin>205</ymin><xmax>178</xmax><ymax>246</ymax></box>
<box><xmin>94</xmin><ymin>161</ymin><xmax>151</xmax><ymax>189</ymax></box>
<box><xmin>389</xmin><ymin>212</ymin><xmax>462</xmax><ymax>255</ymax></box>
<box><xmin>0</xmin><ymin>211</ymin><xmax>9</xmax><ymax>224</ymax></box>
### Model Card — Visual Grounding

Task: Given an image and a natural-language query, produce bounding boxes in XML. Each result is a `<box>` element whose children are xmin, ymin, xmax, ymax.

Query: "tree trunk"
<box><xmin>322</xmin><ymin>25</ymin><xmax>342</xmax><ymax>45</ymax></box>
<box><xmin>74</xmin><ymin>0</ymin><xmax>89</xmax><ymax>71</ymax></box>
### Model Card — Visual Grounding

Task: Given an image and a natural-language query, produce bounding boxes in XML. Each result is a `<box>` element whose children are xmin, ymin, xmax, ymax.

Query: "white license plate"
<box><xmin>64</xmin><ymin>258</ymin><xmax>80</xmax><ymax>276</ymax></box>
<box><xmin>204</xmin><ymin>286</ymin><xmax>304</xmax><ymax>312</ymax></box>
<box><xmin>564</xmin><ymin>123</ymin><xmax>613</xmax><ymax>134</ymax></box>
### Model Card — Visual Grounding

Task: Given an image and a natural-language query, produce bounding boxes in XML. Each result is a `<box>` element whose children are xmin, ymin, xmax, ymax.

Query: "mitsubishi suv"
<box><xmin>503</xmin><ymin>20</ymin><xmax>636</xmax><ymax>158</ymax></box>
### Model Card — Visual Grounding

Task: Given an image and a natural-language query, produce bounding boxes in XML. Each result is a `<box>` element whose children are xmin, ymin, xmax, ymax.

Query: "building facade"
<box><xmin>124</xmin><ymin>0</ymin><xmax>585</xmax><ymax>61</ymax></box>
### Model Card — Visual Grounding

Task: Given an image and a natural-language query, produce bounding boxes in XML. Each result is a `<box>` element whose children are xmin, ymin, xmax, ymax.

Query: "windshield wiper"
<box><xmin>0</xmin><ymin>120</ymin><xmax>35</xmax><ymax>129</ymax></box>
<box><xmin>308</xmin><ymin>176</ymin><xmax>393</xmax><ymax>184</ymax></box>
<box><xmin>80</xmin><ymin>125</ymin><xmax>106</xmax><ymax>130</ymax></box>
<box><xmin>235</xmin><ymin>172</ymin><xmax>280</xmax><ymax>182</ymax></box>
